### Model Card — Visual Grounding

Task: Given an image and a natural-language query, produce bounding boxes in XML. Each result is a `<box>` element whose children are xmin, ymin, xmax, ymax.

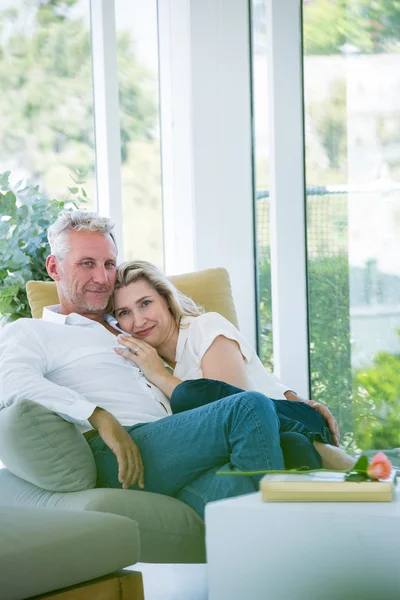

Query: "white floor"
<box><xmin>129</xmin><ymin>563</ymin><xmax>208</xmax><ymax>600</ymax></box>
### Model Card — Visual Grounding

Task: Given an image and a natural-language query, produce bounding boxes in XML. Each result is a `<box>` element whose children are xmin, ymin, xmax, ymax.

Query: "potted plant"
<box><xmin>0</xmin><ymin>171</ymin><xmax>86</xmax><ymax>322</ymax></box>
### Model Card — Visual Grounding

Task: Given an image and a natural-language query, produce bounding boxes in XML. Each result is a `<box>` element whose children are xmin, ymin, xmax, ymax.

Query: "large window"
<box><xmin>252</xmin><ymin>0</ymin><xmax>273</xmax><ymax>370</ymax></box>
<box><xmin>115</xmin><ymin>0</ymin><xmax>163</xmax><ymax>267</ymax></box>
<box><xmin>0</xmin><ymin>0</ymin><xmax>96</xmax><ymax>207</ymax></box>
<box><xmin>303</xmin><ymin>0</ymin><xmax>400</xmax><ymax>461</ymax></box>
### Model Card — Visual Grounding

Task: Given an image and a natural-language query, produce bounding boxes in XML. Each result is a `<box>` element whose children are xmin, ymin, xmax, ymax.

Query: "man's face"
<box><xmin>47</xmin><ymin>230</ymin><xmax>117</xmax><ymax>316</ymax></box>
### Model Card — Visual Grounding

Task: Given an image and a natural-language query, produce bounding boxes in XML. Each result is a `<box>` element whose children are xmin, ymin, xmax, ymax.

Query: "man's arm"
<box><xmin>0</xmin><ymin>321</ymin><xmax>144</xmax><ymax>488</ymax></box>
<box><xmin>89</xmin><ymin>408</ymin><xmax>144</xmax><ymax>489</ymax></box>
<box><xmin>0</xmin><ymin>321</ymin><xmax>96</xmax><ymax>427</ymax></box>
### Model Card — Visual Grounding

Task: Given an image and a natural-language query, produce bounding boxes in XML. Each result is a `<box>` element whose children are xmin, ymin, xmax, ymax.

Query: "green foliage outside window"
<box><xmin>353</xmin><ymin>347</ymin><xmax>400</xmax><ymax>450</ymax></box>
<box><xmin>259</xmin><ymin>253</ymin><xmax>399</xmax><ymax>454</ymax></box>
<box><xmin>308</xmin><ymin>255</ymin><xmax>353</xmax><ymax>442</ymax></box>
<box><xmin>303</xmin><ymin>0</ymin><xmax>400</xmax><ymax>56</ymax></box>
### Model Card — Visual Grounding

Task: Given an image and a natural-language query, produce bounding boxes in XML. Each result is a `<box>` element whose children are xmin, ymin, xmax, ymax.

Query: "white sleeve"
<box><xmin>0</xmin><ymin>321</ymin><xmax>96</xmax><ymax>427</ymax></box>
<box><xmin>190</xmin><ymin>313</ymin><xmax>291</xmax><ymax>399</ymax></box>
<box><xmin>190</xmin><ymin>312</ymin><xmax>254</xmax><ymax>363</ymax></box>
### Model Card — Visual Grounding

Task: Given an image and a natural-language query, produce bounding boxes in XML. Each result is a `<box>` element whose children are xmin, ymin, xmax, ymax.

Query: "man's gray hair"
<box><xmin>47</xmin><ymin>210</ymin><xmax>117</xmax><ymax>259</ymax></box>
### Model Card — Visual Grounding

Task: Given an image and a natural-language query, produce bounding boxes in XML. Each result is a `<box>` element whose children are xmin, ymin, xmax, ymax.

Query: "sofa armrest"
<box><xmin>0</xmin><ymin>468</ymin><xmax>206</xmax><ymax>563</ymax></box>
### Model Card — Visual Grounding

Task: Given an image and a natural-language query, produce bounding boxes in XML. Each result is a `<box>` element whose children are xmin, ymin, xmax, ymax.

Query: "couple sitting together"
<box><xmin>0</xmin><ymin>210</ymin><xmax>354</xmax><ymax>518</ymax></box>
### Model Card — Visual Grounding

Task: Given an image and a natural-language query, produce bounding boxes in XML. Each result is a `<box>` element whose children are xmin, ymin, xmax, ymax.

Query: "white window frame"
<box><xmin>90</xmin><ymin>0</ymin><xmax>124</xmax><ymax>259</ymax></box>
<box><xmin>158</xmin><ymin>0</ymin><xmax>257</xmax><ymax>346</ymax></box>
<box><xmin>157</xmin><ymin>0</ymin><xmax>196</xmax><ymax>275</ymax></box>
<box><xmin>266</xmin><ymin>0</ymin><xmax>310</xmax><ymax>396</ymax></box>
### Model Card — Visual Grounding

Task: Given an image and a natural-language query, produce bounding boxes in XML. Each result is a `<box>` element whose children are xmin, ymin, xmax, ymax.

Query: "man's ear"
<box><xmin>46</xmin><ymin>255</ymin><xmax>62</xmax><ymax>281</ymax></box>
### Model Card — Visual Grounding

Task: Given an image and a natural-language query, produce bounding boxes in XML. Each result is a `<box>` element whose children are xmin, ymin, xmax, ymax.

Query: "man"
<box><xmin>0</xmin><ymin>211</ymin><xmax>334</xmax><ymax>518</ymax></box>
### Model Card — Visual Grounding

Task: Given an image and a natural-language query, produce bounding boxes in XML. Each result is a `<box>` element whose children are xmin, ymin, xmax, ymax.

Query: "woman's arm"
<box><xmin>115</xmin><ymin>336</ymin><xmax>182</xmax><ymax>398</ymax></box>
<box><xmin>200</xmin><ymin>335</ymin><xmax>251</xmax><ymax>390</ymax></box>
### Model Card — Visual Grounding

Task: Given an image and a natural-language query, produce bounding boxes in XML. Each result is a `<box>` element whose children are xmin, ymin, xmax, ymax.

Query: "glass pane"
<box><xmin>0</xmin><ymin>0</ymin><xmax>96</xmax><ymax>206</ymax></box>
<box><xmin>303</xmin><ymin>0</ymin><xmax>400</xmax><ymax>463</ymax></box>
<box><xmin>115</xmin><ymin>0</ymin><xmax>163</xmax><ymax>267</ymax></box>
<box><xmin>252</xmin><ymin>0</ymin><xmax>273</xmax><ymax>370</ymax></box>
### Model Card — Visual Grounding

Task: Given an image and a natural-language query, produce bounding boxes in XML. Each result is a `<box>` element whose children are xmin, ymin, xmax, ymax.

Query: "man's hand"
<box><xmin>284</xmin><ymin>391</ymin><xmax>340</xmax><ymax>447</ymax></box>
<box><xmin>89</xmin><ymin>408</ymin><xmax>144</xmax><ymax>489</ymax></box>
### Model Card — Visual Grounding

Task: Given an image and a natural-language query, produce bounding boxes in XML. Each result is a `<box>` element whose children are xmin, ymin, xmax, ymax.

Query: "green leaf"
<box><xmin>0</xmin><ymin>190</ymin><xmax>17</xmax><ymax>216</ymax></box>
<box><xmin>0</xmin><ymin>171</ymin><xmax>11</xmax><ymax>186</ymax></box>
<box><xmin>352</xmin><ymin>455</ymin><xmax>369</xmax><ymax>473</ymax></box>
<box><xmin>344</xmin><ymin>473</ymin><xmax>368</xmax><ymax>482</ymax></box>
<box><xmin>68</xmin><ymin>187</ymin><xmax>79</xmax><ymax>194</ymax></box>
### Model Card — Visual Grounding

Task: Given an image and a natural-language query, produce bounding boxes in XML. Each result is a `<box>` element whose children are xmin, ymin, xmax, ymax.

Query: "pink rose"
<box><xmin>367</xmin><ymin>452</ymin><xmax>392</xmax><ymax>480</ymax></box>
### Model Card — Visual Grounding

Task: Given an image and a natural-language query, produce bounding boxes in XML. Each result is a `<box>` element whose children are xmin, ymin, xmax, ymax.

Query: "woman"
<box><xmin>112</xmin><ymin>260</ymin><xmax>355</xmax><ymax>470</ymax></box>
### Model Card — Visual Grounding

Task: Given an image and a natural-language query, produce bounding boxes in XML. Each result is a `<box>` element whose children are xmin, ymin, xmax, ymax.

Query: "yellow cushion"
<box><xmin>26</xmin><ymin>267</ymin><xmax>239</xmax><ymax>327</ymax></box>
<box><xmin>26</xmin><ymin>281</ymin><xmax>60</xmax><ymax>318</ymax></box>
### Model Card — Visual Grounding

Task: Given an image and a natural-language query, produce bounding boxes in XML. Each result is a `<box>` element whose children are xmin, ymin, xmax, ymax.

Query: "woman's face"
<box><xmin>113</xmin><ymin>279</ymin><xmax>176</xmax><ymax>348</ymax></box>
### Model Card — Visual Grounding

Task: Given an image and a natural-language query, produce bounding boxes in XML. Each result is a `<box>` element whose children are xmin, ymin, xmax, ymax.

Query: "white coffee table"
<box><xmin>206</xmin><ymin>487</ymin><xmax>400</xmax><ymax>600</ymax></box>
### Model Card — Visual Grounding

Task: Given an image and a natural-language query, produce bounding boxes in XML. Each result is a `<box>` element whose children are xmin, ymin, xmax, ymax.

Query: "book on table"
<box><xmin>260</xmin><ymin>470</ymin><xmax>397</xmax><ymax>502</ymax></box>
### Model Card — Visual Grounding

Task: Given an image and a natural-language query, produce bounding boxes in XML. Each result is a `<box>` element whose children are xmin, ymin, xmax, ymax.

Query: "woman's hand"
<box><xmin>307</xmin><ymin>400</ymin><xmax>340</xmax><ymax>447</ymax></box>
<box><xmin>115</xmin><ymin>336</ymin><xmax>182</xmax><ymax>398</ymax></box>
<box><xmin>115</xmin><ymin>336</ymin><xmax>166</xmax><ymax>381</ymax></box>
<box><xmin>284</xmin><ymin>391</ymin><xmax>340</xmax><ymax>447</ymax></box>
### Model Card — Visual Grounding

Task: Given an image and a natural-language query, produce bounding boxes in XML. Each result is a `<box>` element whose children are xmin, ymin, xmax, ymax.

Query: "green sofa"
<box><xmin>0</xmin><ymin>268</ymin><xmax>239</xmax><ymax>565</ymax></box>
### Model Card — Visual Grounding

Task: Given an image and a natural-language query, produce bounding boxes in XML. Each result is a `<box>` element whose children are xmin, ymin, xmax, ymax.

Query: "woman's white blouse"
<box><xmin>173</xmin><ymin>313</ymin><xmax>289</xmax><ymax>400</ymax></box>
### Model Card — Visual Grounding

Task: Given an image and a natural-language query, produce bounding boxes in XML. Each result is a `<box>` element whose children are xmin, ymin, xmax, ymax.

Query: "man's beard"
<box><xmin>59</xmin><ymin>280</ymin><xmax>113</xmax><ymax>313</ymax></box>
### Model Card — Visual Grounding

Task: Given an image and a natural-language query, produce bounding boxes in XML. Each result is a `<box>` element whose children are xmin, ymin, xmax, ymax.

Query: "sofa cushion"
<box><xmin>0</xmin><ymin>399</ymin><xmax>96</xmax><ymax>492</ymax></box>
<box><xmin>0</xmin><ymin>506</ymin><xmax>140</xmax><ymax>600</ymax></box>
<box><xmin>26</xmin><ymin>267</ymin><xmax>239</xmax><ymax>326</ymax></box>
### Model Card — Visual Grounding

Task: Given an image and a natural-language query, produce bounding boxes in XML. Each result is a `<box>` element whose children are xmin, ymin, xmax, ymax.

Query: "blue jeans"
<box><xmin>89</xmin><ymin>391</ymin><xmax>286</xmax><ymax>518</ymax></box>
<box><xmin>171</xmin><ymin>379</ymin><xmax>332</xmax><ymax>469</ymax></box>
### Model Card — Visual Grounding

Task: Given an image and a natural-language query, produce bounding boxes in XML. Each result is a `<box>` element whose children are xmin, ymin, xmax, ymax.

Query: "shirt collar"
<box><xmin>105</xmin><ymin>314</ymin><xmax>129</xmax><ymax>334</ymax></box>
<box><xmin>42</xmin><ymin>305</ymin><xmax>114</xmax><ymax>328</ymax></box>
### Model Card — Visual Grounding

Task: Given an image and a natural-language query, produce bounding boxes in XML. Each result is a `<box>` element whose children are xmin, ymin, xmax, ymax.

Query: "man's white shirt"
<box><xmin>0</xmin><ymin>306</ymin><xmax>172</xmax><ymax>433</ymax></box>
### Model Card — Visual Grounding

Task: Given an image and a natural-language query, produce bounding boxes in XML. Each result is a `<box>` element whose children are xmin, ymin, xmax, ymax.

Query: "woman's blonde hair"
<box><xmin>114</xmin><ymin>260</ymin><xmax>204</xmax><ymax>325</ymax></box>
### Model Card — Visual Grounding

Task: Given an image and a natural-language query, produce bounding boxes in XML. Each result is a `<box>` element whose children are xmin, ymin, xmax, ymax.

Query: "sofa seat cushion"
<box><xmin>0</xmin><ymin>399</ymin><xmax>96</xmax><ymax>492</ymax></box>
<box><xmin>0</xmin><ymin>506</ymin><xmax>140</xmax><ymax>600</ymax></box>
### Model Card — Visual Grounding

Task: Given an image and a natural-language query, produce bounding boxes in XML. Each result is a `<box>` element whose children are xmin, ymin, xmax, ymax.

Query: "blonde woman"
<box><xmin>112</xmin><ymin>261</ymin><xmax>354</xmax><ymax>470</ymax></box>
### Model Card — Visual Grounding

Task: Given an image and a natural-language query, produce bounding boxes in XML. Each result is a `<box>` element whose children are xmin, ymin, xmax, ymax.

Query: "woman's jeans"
<box><xmin>88</xmin><ymin>381</ymin><xmax>331</xmax><ymax>518</ymax></box>
<box><xmin>172</xmin><ymin>379</ymin><xmax>332</xmax><ymax>470</ymax></box>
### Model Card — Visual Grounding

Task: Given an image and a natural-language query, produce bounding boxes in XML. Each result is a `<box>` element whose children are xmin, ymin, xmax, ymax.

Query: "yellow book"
<box><xmin>260</xmin><ymin>470</ymin><xmax>396</xmax><ymax>502</ymax></box>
